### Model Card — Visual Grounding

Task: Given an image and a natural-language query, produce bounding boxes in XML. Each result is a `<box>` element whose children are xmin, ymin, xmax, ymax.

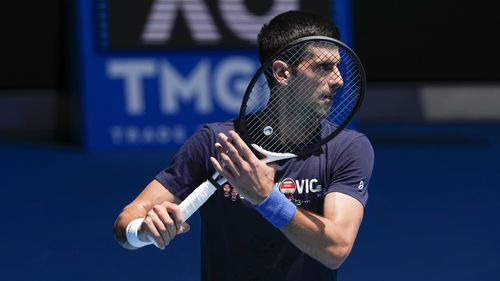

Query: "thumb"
<box><xmin>177</xmin><ymin>222</ymin><xmax>190</xmax><ymax>234</ymax></box>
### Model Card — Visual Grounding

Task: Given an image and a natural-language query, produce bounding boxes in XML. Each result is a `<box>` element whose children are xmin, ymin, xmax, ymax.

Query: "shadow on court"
<box><xmin>1</xmin><ymin>124</ymin><xmax>499</xmax><ymax>281</ymax></box>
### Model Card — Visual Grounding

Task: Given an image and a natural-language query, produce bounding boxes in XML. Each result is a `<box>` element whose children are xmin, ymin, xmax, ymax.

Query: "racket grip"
<box><xmin>178</xmin><ymin>180</ymin><xmax>217</xmax><ymax>222</ymax></box>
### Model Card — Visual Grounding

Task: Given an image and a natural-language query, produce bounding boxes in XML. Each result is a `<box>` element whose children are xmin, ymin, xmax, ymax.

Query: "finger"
<box><xmin>217</xmin><ymin>133</ymin><xmax>246</xmax><ymax>165</ymax></box>
<box><xmin>178</xmin><ymin>222</ymin><xmax>191</xmax><ymax>234</ymax></box>
<box><xmin>145</xmin><ymin>234</ymin><xmax>160</xmax><ymax>249</ymax></box>
<box><xmin>153</xmin><ymin>205</ymin><xmax>177</xmax><ymax>241</ymax></box>
<box><xmin>163</xmin><ymin>202</ymin><xmax>184</xmax><ymax>228</ymax></box>
<box><xmin>163</xmin><ymin>203</ymin><xmax>183</xmax><ymax>239</ymax></box>
<box><xmin>214</xmin><ymin>142</ymin><xmax>226</xmax><ymax>155</ymax></box>
<box><xmin>210</xmin><ymin>156</ymin><xmax>233</xmax><ymax>181</ymax></box>
<box><xmin>210</xmin><ymin>156</ymin><xmax>223</xmax><ymax>173</ymax></box>
<box><xmin>214</xmin><ymin>143</ymin><xmax>239</xmax><ymax>177</ymax></box>
<box><xmin>220</xmin><ymin>150</ymin><xmax>240</xmax><ymax>177</ymax></box>
<box><xmin>148</xmin><ymin>210</ymin><xmax>171</xmax><ymax>247</ymax></box>
<box><xmin>142</xmin><ymin>216</ymin><xmax>165</xmax><ymax>249</ymax></box>
<box><xmin>216</xmin><ymin>133</ymin><xmax>234</xmax><ymax>154</ymax></box>
<box><xmin>137</xmin><ymin>221</ymin><xmax>159</xmax><ymax>248</ymax></box>
<box><xmin>228</xmin><ymin>130</ymin><xmax>259</xmax><ymax>163</ymax></box>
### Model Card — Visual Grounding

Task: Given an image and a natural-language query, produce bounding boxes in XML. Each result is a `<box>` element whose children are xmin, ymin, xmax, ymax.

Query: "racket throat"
<box><xmin>251</xmin><ymin>144</ymin><xmax>297</xmax><ymax>163</ymax></box>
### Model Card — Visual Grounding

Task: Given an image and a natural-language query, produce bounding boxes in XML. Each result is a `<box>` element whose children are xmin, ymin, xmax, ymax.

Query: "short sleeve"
<box><xmin>327</xmin><ymin>135</ymin><xmax>374</xmax><ymax>207</ymax></box>
<box><xmin>155</xmin><ymin>125</ymin><xmax>216</xmax><ymax>200</ymax></box>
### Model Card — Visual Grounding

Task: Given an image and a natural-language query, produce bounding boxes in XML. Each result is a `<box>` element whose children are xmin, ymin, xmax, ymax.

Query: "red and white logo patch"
<box><xmin>279</xmin><ymin>178</ymin><xmax>296</xmax><ymax>200</ymax></box>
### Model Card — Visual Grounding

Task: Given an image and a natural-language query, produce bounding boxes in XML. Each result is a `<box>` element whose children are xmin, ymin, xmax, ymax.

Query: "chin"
<box><xmin>315</xmin><ymin>107</ymin><xmax>330</xmax><ymax>120</ymax></box>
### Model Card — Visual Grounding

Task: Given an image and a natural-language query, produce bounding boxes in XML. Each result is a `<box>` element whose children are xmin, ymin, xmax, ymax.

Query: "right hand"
<box><xmin>138</xmin><ymin>201</ymin><xmax>190</xmax><ymax>249</ymax></box>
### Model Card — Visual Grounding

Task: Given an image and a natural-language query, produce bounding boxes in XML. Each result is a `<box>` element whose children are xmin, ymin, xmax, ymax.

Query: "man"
<box><xmin>114</xmin><ymin>10</ymin><xmax>374</xmax><ymax>281</ymax></box>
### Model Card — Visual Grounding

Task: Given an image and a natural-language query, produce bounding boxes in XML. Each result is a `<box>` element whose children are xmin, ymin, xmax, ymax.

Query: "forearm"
<box><xmin>280</xmin><ymin>209</ymin><xmax>355</xmax><ymax>270</ymax></box>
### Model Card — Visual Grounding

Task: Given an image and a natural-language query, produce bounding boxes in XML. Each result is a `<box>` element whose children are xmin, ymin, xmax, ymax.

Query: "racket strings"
<box><xmin>249</xmin><ymin>49</ymin><xmax>354</xmax><ymax>151</ymax></box>
<box><xmin>245</xmin><ymin>60</ymin><xmax>319</xmax><ymax>138</ymax></box>
<box><xmin>244</xmin><ymin>41</ymin><xmax>363</xmax><ymax>153</ymax></box>
<box><xmin>248</xmin><ymin>83</ymin><xmax>319</xmax><ymax>152</ymax></box>
<box><xmin>246</xmin><ymin>43</ymin><xmax>324</xmax><ymax>137</ymax></box>
<box><xmin>248</xmin><ymin>65</ymin><xmax>323</xmax><ymax>151</ymax></box>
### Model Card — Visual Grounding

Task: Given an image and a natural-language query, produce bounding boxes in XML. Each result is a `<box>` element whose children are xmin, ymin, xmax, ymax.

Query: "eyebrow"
<box><xmin>313</xmin><ymin>48</ymin><xmax>341</xmax><ymax>62</ymax></box>
<box><xmin>314</xmin><ymin>56</ymin><xmax>341</xmax><ymax>65</ymax></box>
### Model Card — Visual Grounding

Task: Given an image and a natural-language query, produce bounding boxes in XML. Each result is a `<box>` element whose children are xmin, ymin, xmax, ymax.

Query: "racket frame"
<box><xmin>238</xmin><ymin>35</ymin><xmax>366</xmax><ymax>157</ymax></box>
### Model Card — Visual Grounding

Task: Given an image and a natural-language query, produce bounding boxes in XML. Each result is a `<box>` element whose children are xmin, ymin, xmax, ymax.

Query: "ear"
<box><xmin>272</xmin><ymin>60</ymin><xmax>291</xmax><ymax>85</ymax></box>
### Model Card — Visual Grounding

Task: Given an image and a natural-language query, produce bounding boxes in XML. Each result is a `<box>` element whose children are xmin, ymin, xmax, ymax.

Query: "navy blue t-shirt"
<box><xmin>156</xmin><ymin>120</ymin><xmax>374</xmax><ymax>281</ymax></box>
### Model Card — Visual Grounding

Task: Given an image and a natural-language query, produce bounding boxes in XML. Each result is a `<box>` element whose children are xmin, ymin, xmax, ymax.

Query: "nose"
<box><xmin>328</xmin><ymin>67</ymin><xmax>344</xmax><ymax>89</ymax></box>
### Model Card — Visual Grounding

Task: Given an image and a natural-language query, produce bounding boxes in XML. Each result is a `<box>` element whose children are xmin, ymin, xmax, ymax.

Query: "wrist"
<box><xmin>251</xmin><ymin>187</ymin><xmax>273</xmax><ymax>205</ymax></box>
<box><xmin>254</xmin><ymin>187</ymin><xmax>297</xmax><ymax>228</ymax></box>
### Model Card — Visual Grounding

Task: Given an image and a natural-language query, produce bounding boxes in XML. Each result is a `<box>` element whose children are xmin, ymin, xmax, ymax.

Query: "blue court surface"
<box><xmin>1</xmin><ymin>124</ymin><xmax>499</xmax><ymax>281</ymax></box>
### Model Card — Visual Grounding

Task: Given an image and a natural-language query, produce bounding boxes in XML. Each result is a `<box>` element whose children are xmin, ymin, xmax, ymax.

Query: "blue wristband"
<box><xmin>255</xmin><ymin>187</ymin><xmax>297</xmax><ymax>228</ymax></box>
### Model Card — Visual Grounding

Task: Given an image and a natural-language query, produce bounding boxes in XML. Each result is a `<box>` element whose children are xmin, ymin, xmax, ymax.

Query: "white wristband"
<box><xmin>125</xmin><ymin>218</ymin><xmax>154</xmax><ymax>248</ymax></box>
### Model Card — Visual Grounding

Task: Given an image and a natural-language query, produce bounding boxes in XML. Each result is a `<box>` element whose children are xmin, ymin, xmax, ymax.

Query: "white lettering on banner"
<box><xmin>110</xmin><ymin>125</ymin><xmax>187</xmax><ymax>145</ymax></box>
<box><xmin>106</xmin><ymin>57</ymin><xmax>256</xmax><ymax>116</ymax></box>
<box><xmin>215</xmin><ymin>57</ymin><xmax>256</xmax><ymax>113</ymax></box>
<box><xmin>160</xmin><ymin>60</ymin><xmax>211</xmax><ymax>114</ymax></box>
<box><xmin>142</xmin><ymin>0</ymin><xmax>220</xmax><ymax>44</ymax></box>
<box><xmin>219</xmin><ymin>0</ymin><xmax>299</xmax><ymax>42</ymax></box>
<box><xmin>107</xmin><ymin>60</ymin><xmax>156</xmax><ymax>116</ymax></box>
<box><xmin>141</xmin><ymin>0</ymin><xmax>300</xmax><ymax>44</ymax></box>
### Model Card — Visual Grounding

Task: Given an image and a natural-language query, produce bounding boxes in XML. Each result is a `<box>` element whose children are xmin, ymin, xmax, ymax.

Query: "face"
<box><xmin>286</xmin><ymin>45</ymin><xmax>344</xmax><ymax>120</ymax></box>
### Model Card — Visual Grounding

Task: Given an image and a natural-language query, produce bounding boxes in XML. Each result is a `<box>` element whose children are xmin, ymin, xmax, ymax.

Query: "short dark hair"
<box><xmin>257</xmin><ymin>11</ymin><xmax>340</xmax><ymax>64</ymax></box>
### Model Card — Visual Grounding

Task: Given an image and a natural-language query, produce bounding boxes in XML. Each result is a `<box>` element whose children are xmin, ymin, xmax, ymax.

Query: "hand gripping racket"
<box><xmin>177</xmin><ymin>36</ymin><xmax>366</xmax><ymax>222</ymax></box>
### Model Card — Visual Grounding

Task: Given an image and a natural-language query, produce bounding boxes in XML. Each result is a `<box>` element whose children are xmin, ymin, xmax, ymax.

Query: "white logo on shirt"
<box><xmin>358</xmin><ymin>180</ymin><xmax>364</xmax><ymax>190</ymax></box>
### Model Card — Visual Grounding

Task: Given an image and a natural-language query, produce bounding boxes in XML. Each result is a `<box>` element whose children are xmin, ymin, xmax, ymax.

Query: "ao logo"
<box><xmin>141</xmin><ymin>0</ymin><xmax>299</xmax><ymax>44</ymax></box>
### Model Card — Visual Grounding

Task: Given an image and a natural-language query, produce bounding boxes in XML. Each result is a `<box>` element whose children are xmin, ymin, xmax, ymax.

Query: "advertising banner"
<box><xmin>76</xmin><ymin>0</ymin><xmax>350</xmax><ymax>149</ymax></box>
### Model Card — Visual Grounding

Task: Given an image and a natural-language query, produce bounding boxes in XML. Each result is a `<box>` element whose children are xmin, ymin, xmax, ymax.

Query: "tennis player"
<box><xmin>113</xmin><ymin>11</ymin><xmax>374</xmax><ymax>281</ymax></box>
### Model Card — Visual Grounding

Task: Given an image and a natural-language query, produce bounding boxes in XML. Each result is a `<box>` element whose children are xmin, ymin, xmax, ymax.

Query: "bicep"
<box><xmin>323</xmin><ymin>192</ymin><xmax>364</xmax><ymax>242</ymax></box>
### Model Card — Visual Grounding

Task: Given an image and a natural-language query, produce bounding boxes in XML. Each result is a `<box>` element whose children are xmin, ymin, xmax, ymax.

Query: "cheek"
<box><xmin>300</xmin><ymin>76</ymin><xmax>321</xmax><ymax>90</ymax></box>
<box><xmin>309</xmin><ymin>79</ymin><xmax>327</xmax><ymax>95</ymax></box>
<box><xmin>289</xmin><ymin>74</ymin><xmax>323</xmax><ymax>99</ymax></box>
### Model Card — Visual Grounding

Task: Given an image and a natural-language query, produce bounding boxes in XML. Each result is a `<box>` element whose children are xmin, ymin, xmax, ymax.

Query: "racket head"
<box><xmin>237</xmin><ymin>36</ymin><xmax>366</xmax><ymax>156</ymax></box>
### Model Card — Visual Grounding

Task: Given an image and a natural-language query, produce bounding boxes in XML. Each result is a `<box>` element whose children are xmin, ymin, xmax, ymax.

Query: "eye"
<box><xmin>313</xmin><ymin>62</ymin><xmax>334</xmax><ymax>73</ymax></box>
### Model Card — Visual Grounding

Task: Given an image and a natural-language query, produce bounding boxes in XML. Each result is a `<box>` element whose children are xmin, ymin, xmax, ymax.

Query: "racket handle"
<box><xmin>144</xmin><ymin>180</ymin><xmax>217</xmax><ymax>248</ymax></box>
<box><xmin>178</xmin><ymin>180</ymin><xmax>217</xmax><ymax>222</ymax></box>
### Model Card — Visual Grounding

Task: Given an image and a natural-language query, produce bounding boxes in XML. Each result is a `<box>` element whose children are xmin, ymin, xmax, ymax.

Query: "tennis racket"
<box><xmin>177</xmin><ymin>35</ymin><xmax>365</xmax><ymax>223</ymax></box>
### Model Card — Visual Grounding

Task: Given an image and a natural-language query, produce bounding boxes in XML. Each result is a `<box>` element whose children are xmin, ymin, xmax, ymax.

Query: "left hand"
<box><xmin>210</xmin><ymin>130</ymin><xmax>276</xmax><ymax>205</ymax></box>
